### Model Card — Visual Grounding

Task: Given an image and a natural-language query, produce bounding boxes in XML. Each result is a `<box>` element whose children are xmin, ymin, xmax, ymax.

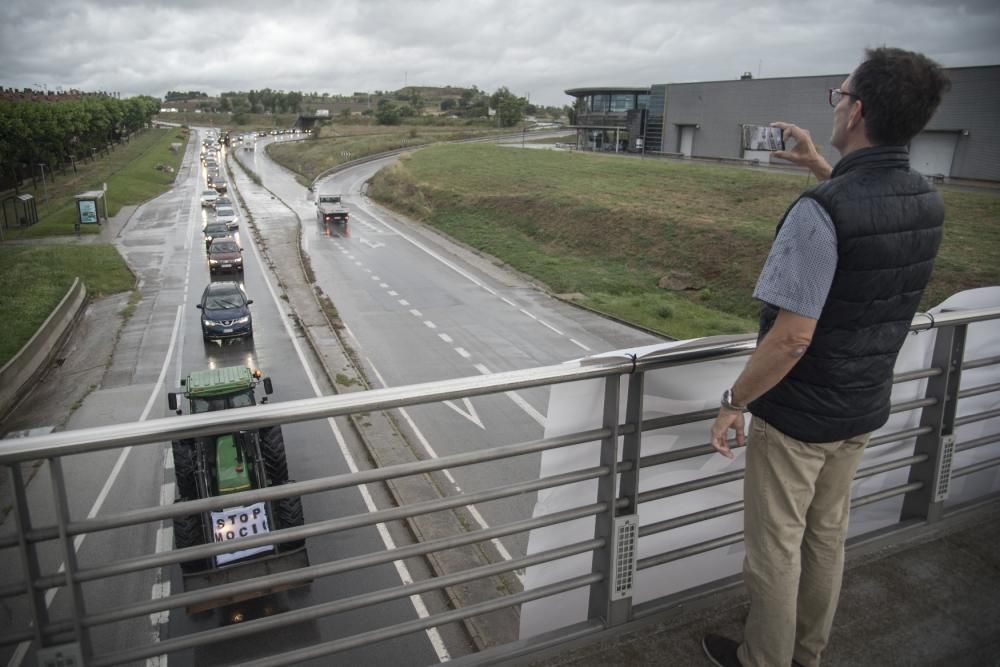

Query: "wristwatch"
<box><xmin>721</xmin><ymin>388</ymin><xmax>747</xmax><ymax>412</ymax></box>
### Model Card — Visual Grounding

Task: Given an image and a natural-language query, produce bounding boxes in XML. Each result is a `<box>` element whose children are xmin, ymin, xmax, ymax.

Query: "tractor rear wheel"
<box><xmin>273</xmin><ymin>487</ymin><xmax>305</xmax><ymax>552</ymax></box>
<box><xmin>173</xmin><ymin>503</ymin><xmax>209</xmax><ymax>573</ymax></box>
<box><xmin>171</xmin><ymin>440</ymin><xmax>198</xmax><ymax>499</ymax></box>
<box><xmin>259</xmin><ymin>426</ymin><xmax>288</xmax><ymax>484</ymax></box>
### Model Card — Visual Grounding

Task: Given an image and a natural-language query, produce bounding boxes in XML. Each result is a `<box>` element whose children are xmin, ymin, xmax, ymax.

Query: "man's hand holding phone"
<box><xmin>770</xmin><ymin>121</ymin><xmax>833</xmax><ymax>181</ymax></box>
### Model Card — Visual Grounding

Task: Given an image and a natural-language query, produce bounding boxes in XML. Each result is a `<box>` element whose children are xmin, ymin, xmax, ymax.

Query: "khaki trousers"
<box><xmin>737</xmin><ymin>417</ymin><xmax>869</xmax><ymax>667</ymax></box>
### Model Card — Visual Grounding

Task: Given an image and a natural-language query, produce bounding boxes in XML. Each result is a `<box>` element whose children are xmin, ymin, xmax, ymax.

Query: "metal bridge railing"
<box><xmin>1</xmin><ymin>306</ymin><xmax>998</xmax><ymax>666</ymax></box>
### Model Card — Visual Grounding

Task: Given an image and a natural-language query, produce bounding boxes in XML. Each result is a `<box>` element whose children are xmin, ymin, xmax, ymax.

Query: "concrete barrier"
<box><xmin>0</xmin><ymin>278</ymin><xmax>87</xmax><ymax>422</ymax></box>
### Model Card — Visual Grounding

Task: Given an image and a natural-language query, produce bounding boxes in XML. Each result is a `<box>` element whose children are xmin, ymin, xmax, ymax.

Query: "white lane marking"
<box><xmin>149</xmin><ymin>581</ymin><xmax>171</xmax><ymax>625</ymax></box>
<box><xmin>519</xmin><ymin>309</ymin><xmax>538</xmax><ymax>320</ymax></box>
<box><xmin>571</xmin><ymin>338</ymin><xmax>592</xmax><ymax>351</ymax></box>
<box><xmin>360</xmin><ymin>238</ymin><xmax>385</xmax><ymax>249</ymax></box>
<box><xmin>423</xmin><ymin>321</ymin><xmax>437</xmax><ymax>330</ymax></box>
<box><xmin>356</xmin><ymin>204</ymin><xmax>498</xmax><ymax>296</ymax></box>
<box><xmin>159</xmin><ymin>483</ymin><xmax>175</xmax><ymax>507</ymax></box>
<box><xmin>501</xmin><ymin>297</ymin><xmax>517</xmax><ymax>308</ymax></box>
<box><xmin>388</xmin><ymin>290</ymin><xmax>399</xmax><ymax>297</ymax></box>
<box><xmin>155</xmin><ymin>526</ymin><xmax>173</xmax><ymax>553</ymax></box>
<box><xmin>368</xmin><ymin>361</ymin><xmax>518</xmax><ymax>579</ymax></box>
<box><xmin>438</xmin><ymin>333</ymin><xmax>453</xmax><ymax>344</ymax></box>
<box><xmin>472</xmin><ymin>364</ymin><xmax>546</xmax><ymax>428</ymax></box>
<box><xmin>409</xmin><ymin>309</ymin><xmax>423</xmax><ymax>318</ymax></box>
<box><xmin>372</xmin><ymin>276</ymin><xmax>381</xmax><ymax>281</ymax></box>
<box><xmin>505</xmin><ymin>391</ymin><xmax>547</xmax><ymax>428</ymax></box>
<box><xmin>455</xmin><ymin>347</ymin><xmax>471</xmax><ymax>359</ymax></box>
<box><xmin>11</xmin><ymin>307</ymin><xmax>184</xmax><ymax>667</ymax></box>
<box><xmin>364</xmin><ymin>268</ymin><xmax>373</xmax><ymax>274</ymax></box>
<box><xmin>380</xmin><ymin>283</ymin><xmax>389</xmax><ymax>289</ymax></box>
<box><xmin>539</xmin><ymin>319</ymin><xmax>563</xmax><ymax>335</ymax></box>
<box><xmin>164</xmin><ymin>449</ymin><xmax>174</xmax><ymax>470</ymax></box>
<box><xmin>245</xmin><ymin>224</ymin><xmax>450</xmax><ymax>661</ymax></box>
<box><xmin>398</xmin><ymin>299</ymin><xmax>410</xmax><ymax>306</ymax></box>
<box><xmin>442</xmin><ymin>399</ymin><xmax>484</xmax><ymax>429</ymax></box>
<box><xmin>355</xmin><ymin>261</ymin><xmax>363</xmax><ymax>267</ymax></box>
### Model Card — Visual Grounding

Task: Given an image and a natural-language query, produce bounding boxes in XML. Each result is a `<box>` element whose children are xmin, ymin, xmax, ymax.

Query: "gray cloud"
<box><xmin>1</xmin><ymin>0</ymin><xmax>997</xmax><ymax>106</ymax></box>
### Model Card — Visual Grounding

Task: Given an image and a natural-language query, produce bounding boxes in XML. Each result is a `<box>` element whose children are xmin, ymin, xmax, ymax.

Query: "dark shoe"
<box><xmin>702</xmin><ymin>634</ymin><xmax>742</xmax><ymax>667</ymax></box>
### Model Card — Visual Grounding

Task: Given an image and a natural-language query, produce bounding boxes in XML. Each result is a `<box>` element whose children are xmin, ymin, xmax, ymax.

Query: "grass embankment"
<box><xmin>265</xmin><ymin>125</ymin><xmax>507</xmax><ymax>183</ymax></box>
<box><xmin>3</xmin><ymin>128</ymin><xmax>188</xmax><ymax>240</ymax></box>
<box><xmin>0</xmin><ymin>246</ymin><xmax>135</xmax><ymax>364</ymax></box>
<box><xmin>0</xmin><ymin>128</ymin><xmax>186</xmax><ymax>365</ymax></box>
<box><xmin>367</xmin><ymin>144</ymin><xmax>1000</xmax><ymax>339</ymax></box>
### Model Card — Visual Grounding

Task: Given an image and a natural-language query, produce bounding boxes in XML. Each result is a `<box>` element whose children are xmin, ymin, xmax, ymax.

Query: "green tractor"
<box><xmin>167</xmin><ymin>366</ymin><xmax>309</xmax><ymax>611</ymax></box>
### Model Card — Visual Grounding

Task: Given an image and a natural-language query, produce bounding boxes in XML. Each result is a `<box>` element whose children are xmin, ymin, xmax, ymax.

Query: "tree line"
<box><xmin>0</xmin><ymin>94</ymin><xmax>160</xmax><ymax>191</ymax></box>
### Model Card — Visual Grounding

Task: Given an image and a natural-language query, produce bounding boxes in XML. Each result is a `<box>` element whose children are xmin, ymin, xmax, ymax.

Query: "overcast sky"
<box><xmin>2</xmin><ymin>0</ymin><xmax>998</xmax><ymax>107</ymax></box>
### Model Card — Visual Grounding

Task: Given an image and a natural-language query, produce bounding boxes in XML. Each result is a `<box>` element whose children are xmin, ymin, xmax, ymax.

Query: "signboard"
<box><xmin>211</xmin><ymin>502</ymin><xmax>274</xmax><ymax>566</ymax></box>
<box><xmin>78</xmin><ymin>200</ymin><xmax>99</xmax><ymax>224</ymax></box>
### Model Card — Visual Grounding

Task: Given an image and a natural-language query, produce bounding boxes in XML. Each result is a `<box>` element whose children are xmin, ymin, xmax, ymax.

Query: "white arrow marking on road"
<box><xmin>443</xmin><ymin>398</ymin><xmax>485</xmax><ymax>429</ymax></box>
<box><xmin>360</xmin><ymin>238</ymin><xmax>385</xmax><ymax>249</ymax></box>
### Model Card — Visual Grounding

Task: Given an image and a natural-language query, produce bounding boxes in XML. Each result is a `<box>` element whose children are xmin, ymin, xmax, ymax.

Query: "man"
<box><xmin>703</xmin><ymin>47</ymin><xmax>950</xmax><ymax>667</ymax></box>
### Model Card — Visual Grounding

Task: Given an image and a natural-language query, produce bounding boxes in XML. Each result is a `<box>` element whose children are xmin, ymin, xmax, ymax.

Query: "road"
<box><xmin>239</xmin><ymin>136</ymin><xmax>661</xmax><ymax>563</ymax></box>
<box><xmin>1</xmin><ymin>128</ymin><xmax>662</xmax><ymax>666</ymax></box>
<box><xmin>1</xmin><ymin>131</ymin><xmax>453</xmax><ymax>667</ymax></box>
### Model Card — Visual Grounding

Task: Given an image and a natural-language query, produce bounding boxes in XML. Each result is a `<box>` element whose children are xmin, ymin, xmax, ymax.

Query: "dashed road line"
<box><xmin>423</xmin><ymin>321</ymin><xmax>437</xmax><ymax>329</ymax></box>
<box><xmin>455</xmin><ymin>347</ymin><xmax>471</xmax><ymax>359</ymax></box>
<box><xmin>409</xmin><ymin>309</ymin><xmax>423</xmax><ymax>318</ymax></box>
<box><xmin>439</xmin><ymin>333</ymin><xmax>453</xmax><ymax>344</ymax></box>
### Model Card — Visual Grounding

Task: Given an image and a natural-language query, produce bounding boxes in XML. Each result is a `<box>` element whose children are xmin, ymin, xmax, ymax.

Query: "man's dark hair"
<box><xmin>851</xmin><ymin>47</ymin><xmax>951</xmax><ymax>146</ymax></box>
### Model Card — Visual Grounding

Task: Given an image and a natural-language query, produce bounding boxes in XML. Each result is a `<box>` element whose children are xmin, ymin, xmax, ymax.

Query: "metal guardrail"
<box><xmin>1</xmin><ymin>307</ymin><xmax>999</xmax><ymax>665</ymax></box>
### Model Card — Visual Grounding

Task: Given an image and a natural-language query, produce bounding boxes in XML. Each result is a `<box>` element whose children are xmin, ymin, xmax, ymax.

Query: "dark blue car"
<box><xmin>197</xmin><ymin>281</ymin><xmax>253</xmax><ymax>341</ymax></box>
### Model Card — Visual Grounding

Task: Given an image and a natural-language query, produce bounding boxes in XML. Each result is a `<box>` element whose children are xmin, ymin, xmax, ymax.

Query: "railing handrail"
<box><xmin>1</xmin><ymin>306</ymin><xmax>998</xmax><ymax>464</ymax></box>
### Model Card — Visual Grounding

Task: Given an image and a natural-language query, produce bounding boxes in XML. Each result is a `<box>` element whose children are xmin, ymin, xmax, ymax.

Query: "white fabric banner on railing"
<box><xmin>520</xmin><ymin>287</ymin><xmax>1000</xmax><ymax>638</ymax></box>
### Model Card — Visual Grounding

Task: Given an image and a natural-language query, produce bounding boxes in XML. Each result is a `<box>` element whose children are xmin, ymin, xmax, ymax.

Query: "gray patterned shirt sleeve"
<box><xmin>752</xmin><ymin>197</ymin><xmax>838</xmax><ymax>319</ymax></box>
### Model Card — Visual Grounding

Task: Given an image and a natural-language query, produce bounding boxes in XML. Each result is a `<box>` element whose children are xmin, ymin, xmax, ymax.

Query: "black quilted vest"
<box><xmin>748</xmin><ymin>146</ymin><xmax>944</xmax><ymax>443</ymax></box>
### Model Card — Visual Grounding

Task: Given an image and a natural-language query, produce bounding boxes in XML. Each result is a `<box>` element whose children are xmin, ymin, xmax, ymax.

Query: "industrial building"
<box><xmin>566</xmin><ymin>64</ymin><xmax>1000</xmax><ymax>182</ymax></box>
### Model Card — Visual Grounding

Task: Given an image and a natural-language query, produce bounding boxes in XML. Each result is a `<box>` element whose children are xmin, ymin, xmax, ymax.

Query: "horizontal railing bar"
<box><xmin>956</xmin><ymin>433</ymin><xmax>1000</xmax><ymax>453</ymax></box>
<box><xmin>890</xmin><ymin>397</ymin><xmax>936</xmax><ymax>414</ymax></box>
<box><xmin>239</xmin><ymin>574</ymin><xmax>605</xmax><ymax>667</ymax></box>
<box><xmin>0</xmin><ymin>581</ymin><xmax>26</xmax><ymax>598</ymax></box>
<box><xmin>84</xmin><ymin>537</ymin><xmax>602</xmax><ymax>659</ymax></box>
<box><xmin>893</xmin><ymin>367</ymin><xmax>941</xmax><ymax>383</ymax></box>
<box><xmin>640</xmin><ymin>501</ymin><xmax>744</xmax><ymax>537</ymax></box>
<box><xmin>0</xmin><ymin>361</ymin><xmax>630</xmax><ymax>464</ymax></box>
<box><xmin>0</xmin><ymin>628</ymin><xmax>34</xmax><ymax>648</ymax></box>
<box><xmin>52</xmin><ymin>465</ymin><xmax>607</xmax><ymax>588</ymax></box>
<box><xmin>12</xmin><ymin>427</ymin><xmax>612</xmax><ymax>548</ymax></box>
<box><xmin>850</xmin><ymin>482</ymin><xmax>923</xmax><ymax>508</ymax></box>
<box><xmin>869</xmin><ymin>426</ymin><xmax>933</xmax><ymax>447</ymax></box>
<box><xmin>854</xmin><ymin>454</ymin><xmax>927</xmax><ymax>479</ymax></box>
<box><xmin>951</xmin><ymin>457</ymin><xmax>1000</xmax><ymax>478</ymax></box>
<box><xmin>61</xmin><ymin>501</ymin><xmax>610</xmax><ymax>628</ymax></box>
<box><xmin>641</xmin><ymin>408</ymin><xmax>718</xmax><ymax>432</ymax></box>
<box><xmin>638</xmin><ymin>469</ymin><xmax>745</xmax><ymax>504</ymax></box>
<box><xmin>638</xmin><ymin>531</ymin><xmax>745</xmax><ymax>570</ymax></box>
<box><xmin>955</xmin><ymin>408</ymin><xmax>1000</xmax><ymax>427</ymax></box>
<box><xmin>963</xmin><ymin>354</ymin><xmax>1000</xmax><ymax>371</ymax></box>
<box><xmin>10</xmin><ymin>309</ymin><xmax>995</xmax><ymax>466</ymax></box>
<box><xmin>94</xmin><ymin>571</ymin><xmax>605</xmax><ymax>667</ymax></box>
<box><xmin>638</xmin><ymin>453</ymin><xmax>926</xmax><ymax>540</ymax></box>
<box><xmin>958</xmin><ymin>382</ymin><xmax>1000</xmax><ymax>400</ymax></box>
<box><xmin>639</xmin><ymin>443</ymin><xmax>716</xmax><ymax>468</ymax></box>
<box><xmin>638</xmin><ymin>480</ymin><xmax>925</xmax><ymax>570</ymax></box>
<box><xmin>910</xmin><ymin>307</ymin><xmax>1000</xmax><ymax>331</ymax></box>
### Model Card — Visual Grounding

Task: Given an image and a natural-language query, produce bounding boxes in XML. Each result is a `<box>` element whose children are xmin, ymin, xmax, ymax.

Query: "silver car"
<box><xmin>215</xmin><ymin>205</ymin><xmax>238</xmax><ymax>230</ymax></box>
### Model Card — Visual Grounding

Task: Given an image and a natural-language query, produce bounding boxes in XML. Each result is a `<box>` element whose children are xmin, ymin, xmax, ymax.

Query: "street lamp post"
<box><xmin>38</xmin><ymin>163</ymin><xmax>49</xmax><ymax>204</ymax></box>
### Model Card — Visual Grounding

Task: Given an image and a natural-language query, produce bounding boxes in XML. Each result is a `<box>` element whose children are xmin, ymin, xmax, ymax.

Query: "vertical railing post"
<box><xmin>588</xmin><ymin>374</ymin><xmax>621</xmax><ymax>626</ymax></box>
<box><xmin>901</xmin><ymin>323</ymin><xmax>966</xmax><ymax>522</ymax></box>
<box><xmin>45</xmin><ymin>457</ymin><xmax>92</xmax><ymax>662</ymax></box>
<box><xmin>10</xmin><ymin>463</ymin><xmax>49</xmax><ymax>646</ymax></box>
<box><xmin>588</xmin><ymin>371</ymin><xmax>644</xmax><ymax>627</ymax></box>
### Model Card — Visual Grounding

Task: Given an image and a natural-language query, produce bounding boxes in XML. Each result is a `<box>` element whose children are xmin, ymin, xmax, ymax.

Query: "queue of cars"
<box><xmin>198</xmin><ymin>130</ymin><xmax>252</xmax><ymax>341</ymax></box>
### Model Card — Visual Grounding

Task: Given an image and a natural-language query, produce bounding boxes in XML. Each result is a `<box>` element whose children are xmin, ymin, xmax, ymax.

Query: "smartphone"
<box><xmin>741</xmin><ymin>124</ymin><xmax>785</xmax><ymax>152</ymax></box>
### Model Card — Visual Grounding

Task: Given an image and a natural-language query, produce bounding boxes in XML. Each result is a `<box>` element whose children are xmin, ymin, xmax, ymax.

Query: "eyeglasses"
<box><xmin>829</xmin><ymin>88</ymin><xmax>862</xmax><ymax>108</ymax></box>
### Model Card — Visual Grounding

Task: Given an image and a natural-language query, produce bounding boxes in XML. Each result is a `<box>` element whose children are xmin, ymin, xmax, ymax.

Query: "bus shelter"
<box><xmin>74</xmin><ymin>190</ymin><xmax>108</xmax><ymax>226</ymax></box>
